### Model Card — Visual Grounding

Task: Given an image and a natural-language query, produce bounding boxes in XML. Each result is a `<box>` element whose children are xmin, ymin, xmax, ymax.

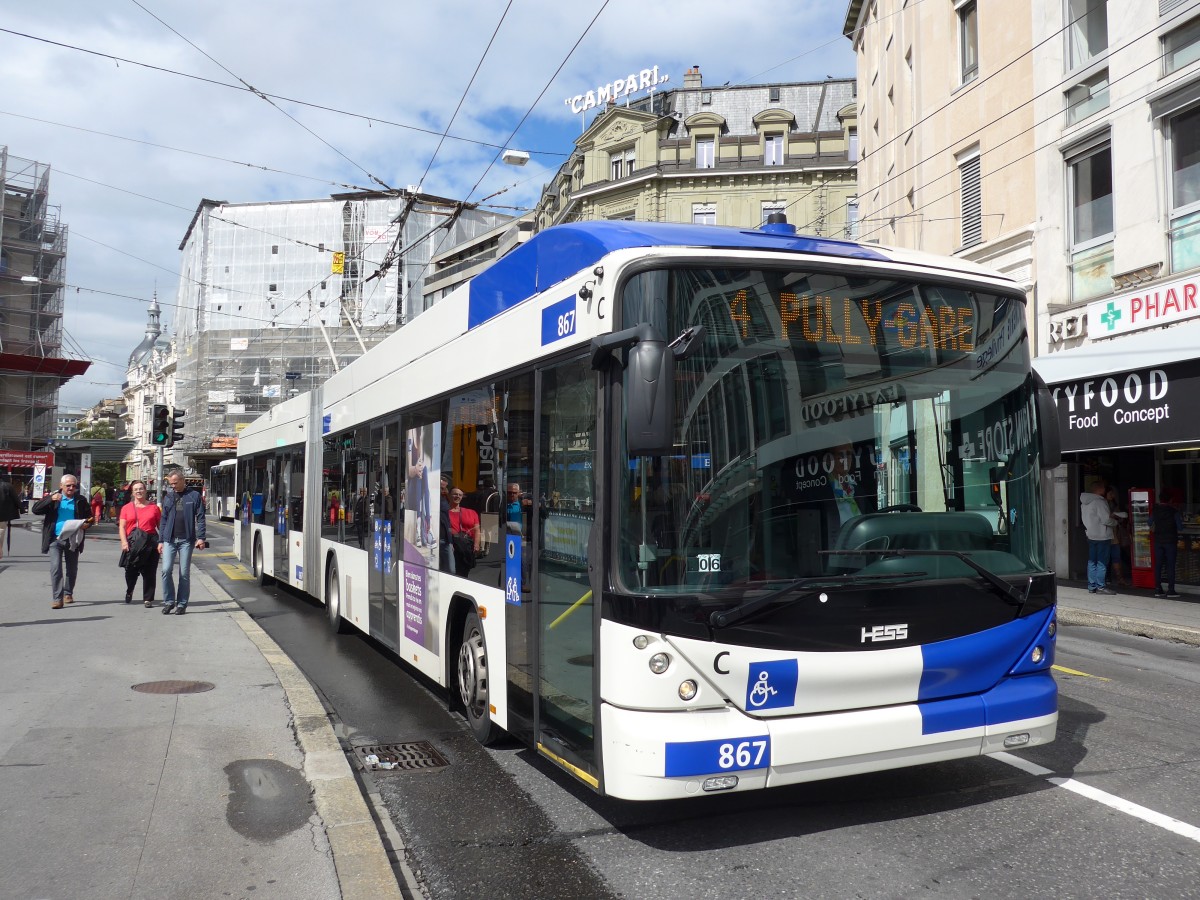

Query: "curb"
<box><xmin>194</xmin><ymin>565</ymin><xmax>420</xmax><ymax>900</ymax></box>
<box><xmin>1057</xmin><ymin>604</ymin><xmax>1200</xmax><ymax>647</ymax></box>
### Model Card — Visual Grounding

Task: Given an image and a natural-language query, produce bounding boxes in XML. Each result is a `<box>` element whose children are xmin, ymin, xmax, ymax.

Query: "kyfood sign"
<box><xmin>564</xmin><ymin>65</ymin><xmax>669</xmax><ymax>115</ymax></box>
<box><xmin>1049</xmin><ymin>357</ymin><xmax>1200</xmax><ymax>451</ymax></box>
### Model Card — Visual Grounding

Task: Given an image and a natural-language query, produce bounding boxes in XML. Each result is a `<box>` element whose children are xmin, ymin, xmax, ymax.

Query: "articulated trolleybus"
<box><xmin>235</xmin><ymin>218</ymin><xmax>1062</xmax><ymax>801</ymax></box>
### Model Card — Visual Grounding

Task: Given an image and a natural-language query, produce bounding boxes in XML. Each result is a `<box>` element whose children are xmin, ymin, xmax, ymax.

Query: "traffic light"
<box><xmin>168</xmin><ymin>408</ymin><xmax>186</xmax><ymax>448</ymax></box>
<box><xmin>150</xmin><ymin>404</ymin><xmax>170</xmax><ymax>446</ymax></box>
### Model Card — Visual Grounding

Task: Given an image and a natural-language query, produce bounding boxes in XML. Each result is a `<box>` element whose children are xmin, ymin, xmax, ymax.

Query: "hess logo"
<box><xmin>861</xmin><ymin>623</ymin><xmax>908</xmax><ymax>643</ymax></box>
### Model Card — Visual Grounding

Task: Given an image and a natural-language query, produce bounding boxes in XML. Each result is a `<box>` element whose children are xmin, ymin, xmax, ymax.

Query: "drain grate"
<box><xmin>132</xmin><ymin>680</ymin><xmax>215</xmax><ymax>694</ymax></box>
<box><xmin>353</xmin><ymin>741</ymin><xmax>449</xmax><ymax>773</ymax></box>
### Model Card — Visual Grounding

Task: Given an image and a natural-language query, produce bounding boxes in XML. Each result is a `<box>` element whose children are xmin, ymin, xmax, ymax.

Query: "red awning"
<box><xmin>0</xmin><ymin>352</ymin><xmax>90</xmax><ymax>378</ymax></box>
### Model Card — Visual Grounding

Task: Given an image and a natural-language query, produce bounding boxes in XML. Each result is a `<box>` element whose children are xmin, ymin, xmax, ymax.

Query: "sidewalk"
<box><xmin>1057</xmin><ymin>579</ymin><xmax>1200</xmax><ymax>646</ymax></box>
<box><xmin>0</xmin><ymin>519</ymin><xmax>405</xmax><ymax>900</ymax></box>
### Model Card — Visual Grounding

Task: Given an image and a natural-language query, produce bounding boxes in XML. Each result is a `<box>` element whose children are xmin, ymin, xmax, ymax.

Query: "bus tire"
<box><xmin>325</xmin><ymin>557</ymin><xmax>352</xmax><ymax>634</ymax></box>
<box><xmin>252</xmin><ymin>534</ymin><xmax>269</xmax><ymax>586</ymax></box>
<box><xmin>457</xmin><ymin>610</ymin><xmax>496</xmax><ymax>745</ymax></box>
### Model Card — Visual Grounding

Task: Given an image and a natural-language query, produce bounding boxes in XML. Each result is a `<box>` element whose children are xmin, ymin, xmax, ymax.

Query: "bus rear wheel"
<box><xmin>325</xmin><ymin>558</ymin><xmax>352</xmax><ymax>634</ymax></box>
<box><xmin>457</xmin><ymin>610</ymin><xmax>496</xmax><ymax>745</ymax></box>
<box><xmin>252</xmin><ymin>534</ymin><xmax>268</xmax><ymax>585</ymax></box>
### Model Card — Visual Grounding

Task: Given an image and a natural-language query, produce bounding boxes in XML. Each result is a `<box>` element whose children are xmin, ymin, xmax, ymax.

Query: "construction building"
<box><xmin>168</xmin><ymin>191</ymin><xmax>507</xmax><ymax>473</ymax></box>
<box><xmin>534</xmin><ymin>67</ymin><xmax>858</xmax><ymax>237</ymax></box>
<box><xmin>0</xmin><ymin>147</ymin><xmax>88</xmax><ymax>451</ymax></box>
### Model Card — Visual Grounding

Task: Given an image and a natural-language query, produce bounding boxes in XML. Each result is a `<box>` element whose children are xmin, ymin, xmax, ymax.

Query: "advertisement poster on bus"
<box><xmin>402</xmin><ymin>422</ymin><xmax>441</xmax><ymax>651</ymax></box>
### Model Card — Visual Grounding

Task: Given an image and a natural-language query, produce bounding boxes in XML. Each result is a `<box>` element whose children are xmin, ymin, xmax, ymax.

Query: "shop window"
<box><xmin>1065</xmin><ymin>69</ymin><xmax>1109</xmax><ymax>126</ymax></box>
<box><xmin>1170</xmin><ymin>104</ymin><xmax>1200</xmax><ymax>272</ymax></box>
<box><xmin>696</xmin><ymin>138</ymin><xmax>715</xmax><ymax>169</ymax></box>
<box><xmin>957</xmin><ymin>0</ymin><xmax>978</xmax><ymax>84</ymax></box>
<box><xmin>1067</xmin><ymin>142</ymin><xmax>1114</xmax><ymax>302</ymax></box>
<box><xmin>1165</xmin><ymin>16</ymin><xmax>1200</xmax><ymax>75</ymax></box>
<box><xmin>1066</xmin><ymin>0</ymin><xmax>1108</xmax><ymax>71</ymax></box>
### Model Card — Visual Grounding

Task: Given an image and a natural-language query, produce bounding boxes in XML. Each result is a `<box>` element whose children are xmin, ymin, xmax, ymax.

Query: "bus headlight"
<box><xmin>1031</xmin><ymin>646</ymin><xmax>1044</xmax><ymax>664</ymax></box>
<box><xmin>633</xmin><ymin>634</ymin><xmax>650</xmax><ymax>650</ymax></box>
<box><xmin>678</xmin><ymin>680</ymin><xmax>697</xmax><ymax>701</ymax></box>
<box><xmin>1047</xmin><ymin>619</ymin><xmax>1057</xmax><ymax>638</ymax></box>
<box><xmin>649</xmin><ymin>652</ymin><xmax>670</xmax><ymax>674</ymax></box>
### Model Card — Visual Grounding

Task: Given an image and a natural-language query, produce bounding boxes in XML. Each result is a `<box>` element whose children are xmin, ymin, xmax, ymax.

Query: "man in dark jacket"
<box><xmin>32</xmin><ymin>474</ymin><xmax>93</xmax><ymax>609</ymax></box>
<box><xmin>0</xmin><ymin>473</ymin><xmax>21</xmax><ymax>559</ymax></box>
<box><xmin>158</xmin><ymin>469</ymin><xmax>206</xmax><ymax>615</ymax></box>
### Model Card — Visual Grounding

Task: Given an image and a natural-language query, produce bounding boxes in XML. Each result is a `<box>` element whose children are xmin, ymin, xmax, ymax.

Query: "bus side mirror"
<box><xmin>625</xmin><ymin>340</ymin><xmax>675</xmax><ymax>457</ymax></box>
<box><xmin>1033</xmin><ymin>371</ymin><xmax>1061</xmax><ymax>471</ymax></box>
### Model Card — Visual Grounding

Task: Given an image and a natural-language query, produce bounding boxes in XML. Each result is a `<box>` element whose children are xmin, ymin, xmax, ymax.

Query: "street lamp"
<box><xmin>20</xmin><ymin>276</ymin><xmax>39</xmax><ymax>284</ymax></box>
<box><xmin>501</xmin><ymin>148</ymin><xmax>530</xmax><ymax>167</ymax></box>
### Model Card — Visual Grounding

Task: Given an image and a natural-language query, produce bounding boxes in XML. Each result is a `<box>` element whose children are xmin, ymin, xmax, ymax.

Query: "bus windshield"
<box><xmin>617</xmin><ymin>265</ymin><xmax>1046</xmax><ymax>595</ymax></box>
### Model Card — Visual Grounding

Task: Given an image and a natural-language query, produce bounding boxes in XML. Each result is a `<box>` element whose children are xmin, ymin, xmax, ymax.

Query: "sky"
<box><xmin>0</xmin><ymin>1</ymin><xmax>855</xmax><ymax>410</ymax></box>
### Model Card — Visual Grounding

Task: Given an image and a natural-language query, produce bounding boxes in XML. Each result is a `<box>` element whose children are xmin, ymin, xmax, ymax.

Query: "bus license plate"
<box><xmin>664</xmin><ymin>735</ymin><xmax>771</xmax><ymax>777</ymax></box>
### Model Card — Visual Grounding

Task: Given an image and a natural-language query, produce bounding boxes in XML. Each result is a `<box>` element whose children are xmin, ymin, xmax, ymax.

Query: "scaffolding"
<box><xmin>0</xmin><ymin>147</ymin><xmax>83</xmax><ymax>451</ymax></box>
<box><xmin>172</xmin><ymin>191</ymin><xmax>506</xmax><ymax>461</ymax></box>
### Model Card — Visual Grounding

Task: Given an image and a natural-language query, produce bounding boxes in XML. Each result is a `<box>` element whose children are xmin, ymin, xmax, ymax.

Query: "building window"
<box><xmin>1165</xmin><ymin>16</ymin><xmax>1200</xmax><ymax>75</ymax></box>
<box><xmin>609</xmin><ymin>147</ymin><xmax>636</xmax><ymax>180</ymax></box>
<box><xmin>957</xmin><ymin>0</ymin><xmax>978</xmax><ymax>84</ymax></box>
<box><xmin>769</xmin><ymin>86</ymin><xmax>781</xmax><ymax>103</ymax></box>
<box><xmin>761</xmin><ymin>201</ymin><xmax>786</xmax><ymax>225</ymax></box>
<box><xmin>701</xmin><ymin>91</ymin><xmax>712</xmax><ymax>105</ymax></box>
<box><xmin>764</xmin><ymin>134</ymin><xmax>784</xmax><ymax>166</ymax></box>
<box><xmin>848</xmin><ymin>127</ymin><xmax>859</xmax><ymax>162</ymax></box>
<box><xmin>696</xmin><ymin>138</ymin><xmax>715</xmax><ymax>169</ymax></box>
<box><xmin>1170</xmin><ymin>104</ymin><xmax>1200</xmax><ymax>271</ymax></box>
<box><xmin>269</xmin><ymin>283</ymin><xmax>278</xmax><ymax>293</ymax></box>
<box><xmin>958</xmin><ymin>149</ymin><xmax>982</xmax><ymax>248</ymax></box>
<box><xmin>693</xmin><ymin>204</ymin><xmax>716</xmax><ymax>226</ymax></box>
<box><xmin>845</xmin><ymin>197</ymin><xmax>860</xmax><ymax>240</ymax></box>
<box><xmin>1067</xmin><ymin>143</ymin><xmax>1114</xmax><ymax>302</ymax></box>
<box><xmin>1066</xmin><ymin>0</ymin><xmax>1108</xmax><ymax>71</ymax></box>
<box><xmin>272</xmin><ymin>245</ymin><xmax>279</xmax><ymax>254</ymax></box>
<box><xmin>1065</xmin><ymin>69</ymin><xmax>1109</xmax><ymax>126</ymax></box>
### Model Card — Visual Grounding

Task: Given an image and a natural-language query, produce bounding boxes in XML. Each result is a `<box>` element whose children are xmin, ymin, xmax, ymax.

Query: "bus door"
<box><xmin>368</xmin><ymin>421</ymin><xmax>401</xmax><ymax>649</ymax></box>
<box><xmin>535</xmin><ymin>357</ymin><xmax>598</xmax><ymax>780</ymax></box>
<box><xmin>273</xmin><ymin>451</ymin><xmax>292</xmax><ymax>583</ymax></box>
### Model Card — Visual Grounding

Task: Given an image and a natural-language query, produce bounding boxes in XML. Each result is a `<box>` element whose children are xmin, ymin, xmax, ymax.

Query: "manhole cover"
<box><xmin>131</xmin><ymin>680</ymin><xmax>215</xmax><ymax>694</ymax></box>
<box><xmin>353</xmin><ymin>741</ymin><xmax>449</xmax><ymax>773</ymax></box>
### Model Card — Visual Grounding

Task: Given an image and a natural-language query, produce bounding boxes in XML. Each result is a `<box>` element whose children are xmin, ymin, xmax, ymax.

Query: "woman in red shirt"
<box><xmin>448</xmin><ymin>487</ymin><xmax>480</xmax><ymax>575</ymax></box>
<box><xmin>119</xmin><ymin>480</ymin><xmax>162</xmax><ymax>607</ymax></box>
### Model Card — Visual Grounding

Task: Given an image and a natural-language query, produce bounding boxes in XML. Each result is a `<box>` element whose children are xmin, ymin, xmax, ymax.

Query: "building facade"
<box><xmin>121</xmin><ymin>294</ymin><xmax>179</xmax><ymax>482</ymax></box>
<box><xmin>1032</xmin><ymin>0</ymin><xmax>1200</xmax><ymax>586</ymax></box>
<box><xmin>169</xmin><ymin>191</ymin><xmax>506</xmax><ymax>476</ymax></box>
<box><xmin>0</xmin><ymin>147</ymin><xmax>88</xmax><ymax>451</ymax></box>
<box><xmin>534</xmin><ymin>68</ymin><xmax>859</xmax><ymax>237</ymax></box>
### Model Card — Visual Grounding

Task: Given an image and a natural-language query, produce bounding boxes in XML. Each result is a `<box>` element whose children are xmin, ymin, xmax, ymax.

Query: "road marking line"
<box><xmin>1052</xmin><ymin>664</ymin><xmax>1110</xmax><ymax>681</ymax></box>
<box><xmin>992</xmin><ymin>752</ymin><xmax>1200</xmax><ymax>843</ymax></box>
<box><xmin>217</xmin><ymin>562</ymin><xmax>255</xmax><ymax>581</ymax></box>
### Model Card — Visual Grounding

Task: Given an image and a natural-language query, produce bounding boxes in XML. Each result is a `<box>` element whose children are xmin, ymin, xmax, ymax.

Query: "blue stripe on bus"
<box><xmin>920</xmin><ymin>671</ymin><xmax>1057</xmax><ymax>735</ymax></box>
<box><xmin>467</xmin><ymin>220</ymin><xmax>890</xmax><ymax>330</ymax></box>
<box><xmin>918</xmin><ymin>607</ymin><xmax>1054</xmax><ymax>700</ymax></box>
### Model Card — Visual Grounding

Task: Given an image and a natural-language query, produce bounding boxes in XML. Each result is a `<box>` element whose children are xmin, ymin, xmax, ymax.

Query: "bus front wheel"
<box><xmin>457</xmin><ymin>610</ymin><xmax>496</xmax><ymax>745</ymax></box>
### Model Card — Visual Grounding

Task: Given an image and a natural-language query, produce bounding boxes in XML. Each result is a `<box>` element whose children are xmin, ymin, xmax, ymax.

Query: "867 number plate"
<box><xmin>664</xmin><ymin>735</ymin><xmax>771</xmax><ymax>777</ymax></box>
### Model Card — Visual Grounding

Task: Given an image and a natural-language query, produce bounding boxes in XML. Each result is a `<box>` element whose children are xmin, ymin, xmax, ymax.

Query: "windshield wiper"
<box><xmin>709</xmin><ymin>572</ymin><xmax>927</xmax><ymax>629</ymax></box>
<box><xmin>818</xmin><ymin>548</ymin><xmax>1032</xmax><ymax>609</ymax></box>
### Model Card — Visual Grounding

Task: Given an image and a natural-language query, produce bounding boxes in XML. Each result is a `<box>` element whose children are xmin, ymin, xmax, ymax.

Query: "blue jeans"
<box><xmin>1156</xmin><ymin>541</ymin><xmax>1178</xmax><ymax>593</ymax></box>
<box><xmin>161</xmin><ymin>539</ymin><xmax>194</xmax><ymax>607</ymax></box>
<box><xmin>1086</xmin><ymin>539</ymin><xmax>1109</xmax><ymax>591</ymax></box>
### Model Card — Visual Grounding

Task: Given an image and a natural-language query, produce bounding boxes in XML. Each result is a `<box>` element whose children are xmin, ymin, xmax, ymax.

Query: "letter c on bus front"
<box><xmin>714</xmin><ymin>651</ymin><xmax>730</xmax><ymax>674</ymax></box>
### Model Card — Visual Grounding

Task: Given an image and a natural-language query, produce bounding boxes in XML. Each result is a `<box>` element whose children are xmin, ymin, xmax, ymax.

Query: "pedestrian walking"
<box><xmin>0</xmin><ymin>472</ymin><xmax>21</xmax><ymax>559</ymax></box>
<box><xmin>32</xmin><ymin>474</ymin><xmax>93</xmax><ymax>609</ymax></box>
<box><xmin>119</xmin><ymin>480</ymin><xmax>162</xmax><ymax>607</ymax></box>
<box><xmin>1151</xmin><ymin>490</ymin><xmax>1184</xmax><ymax>599</ymax></box>
<box><xmin>1081</xmin><ymin>479</ymin><xmax>1119</xmax><ymax>595</ymax></box>
<box><xmin>158</xmin><ymin>469</ymin><xmax>206</xmax><ymax>615</ymax></box>
<box><xmin>91</xmin><ymin>484</ymin><xmax>105</xmax><ymax>524</ymax></box>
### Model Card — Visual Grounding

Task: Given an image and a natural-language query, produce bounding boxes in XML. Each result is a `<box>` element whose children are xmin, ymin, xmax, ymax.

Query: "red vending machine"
<box><xmin>1129</xmin><ymin>488</ymin><xmax>1155</xmax><ymax>589</ymax></box>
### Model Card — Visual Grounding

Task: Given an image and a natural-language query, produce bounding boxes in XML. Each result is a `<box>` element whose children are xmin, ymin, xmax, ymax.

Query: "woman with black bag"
<box><xmin>118</xmin><ymin>480</ymin><xmax>162</xmax><ymax>607</ymax></box>
<box><xmin>448</xmin><ymin>486</ymin><xmax>480</xmax><ymax>576</ymax></box>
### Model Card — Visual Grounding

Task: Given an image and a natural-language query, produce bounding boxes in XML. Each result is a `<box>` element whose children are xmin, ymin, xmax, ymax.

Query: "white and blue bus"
<box><xmin>235</xmin><ymin>218</ymin><xmax>1062</xmax><ymax>801</ymax></box>
<box><xmin>207</xmin><ymin>458</ymin><xmax>238</xmax><ymax>521</ymax></box>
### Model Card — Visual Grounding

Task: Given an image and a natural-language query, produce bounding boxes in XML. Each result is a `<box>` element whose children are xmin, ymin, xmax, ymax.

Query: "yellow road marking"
<box><xmin>217</xmin><ymin>562</ymin><xmax>256</xmax><ymax>581</ymax></box>
<box><xmin>214</xmin><ymin>551</ymin><xmax>237</xmax><ymax>558</ymax></box>
<box><xmin>1053</xmin><ymin>664</ymin><xmax>1110</xmax><ymax>681</ymax></box>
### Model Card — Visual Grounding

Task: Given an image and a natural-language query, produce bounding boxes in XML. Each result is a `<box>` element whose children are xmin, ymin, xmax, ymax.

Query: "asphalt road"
<box><xmin>200</xmin><ymin>522</ymin><xmax>1200</xmax><ymax>899</ymax></box>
